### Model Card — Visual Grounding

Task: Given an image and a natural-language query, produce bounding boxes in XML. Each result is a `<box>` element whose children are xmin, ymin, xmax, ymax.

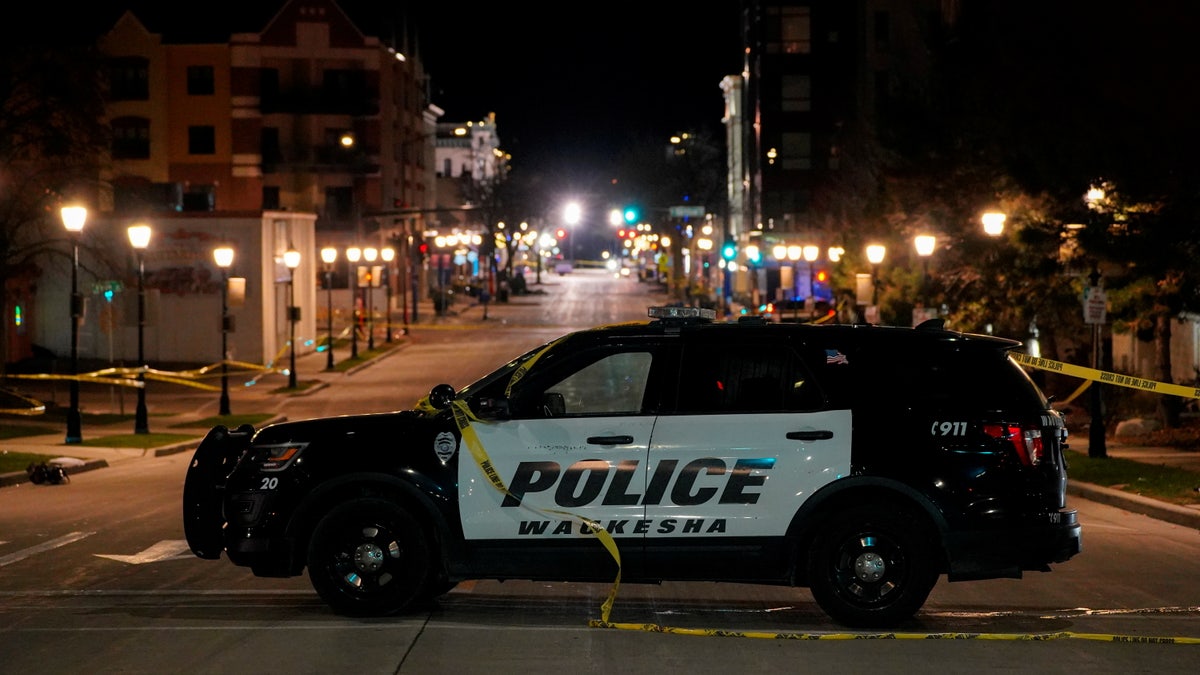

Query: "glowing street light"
<box><xmin>214</xmin><ymin>245</ymin><xmax>235</xmax><ymax>414</ymax></box>
<box><xmin>982</xmin><ymin>211</ymin><xmax>1006</xmax><ymax>237</ymax></box>
<box><xmin>61</xmin><ymin>205</ymin><xmax>86</xmax><ymax>443</ymax></box>
<box><xmin>346</xmin><ymin>246</ymin><xmax>361</xmax><ymax>358</ymax></box>
<box><xmin>866</xmin><ymin>244</ymin><xmax>886</xmax><ymax>305</ymax></box>
<box><xmin>284</xmin><ymin>248</ymin><xmax>301</xmax><ymax>388</ymax></box>
<box><xmin>364</xmin><ymin>246</ymin><xmax>378</xmax><ymax>350</ymax></box>
<box><xmin>320</xmin><ymin>246</ymin><xmax>337</xmax><ymax>370</ymax></box>
<box><xmin>914</xmin><ymin>234</ymin><xmax>936</xmax><ymax>304</ymax></box>
<box><xmin>127</xmin><ymin>223</ymin><xmax>152</xmax><ymax>434</ymax></box>
<box><xmin>381</xmin><ymin>246</ymin><xmax>395</xmax><ymax>341</ymax></box>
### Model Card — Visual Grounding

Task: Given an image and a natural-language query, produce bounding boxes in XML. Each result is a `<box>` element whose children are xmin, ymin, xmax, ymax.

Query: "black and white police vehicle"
<box><xmin>183</xmin><ymin>306</ymin><xmax>1081</xmax><ymax>628</ymax></box>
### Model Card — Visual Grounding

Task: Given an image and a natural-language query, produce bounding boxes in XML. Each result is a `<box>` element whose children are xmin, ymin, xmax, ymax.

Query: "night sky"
<box><xmin>399</xmin><ymin>2</ymin><xmax>744</xmax><ymax>179</ymax></box>
<box><xmin>14</xmin><ymin>1</ymin><xmax>1199</xmax><ymax>189</ymax></box>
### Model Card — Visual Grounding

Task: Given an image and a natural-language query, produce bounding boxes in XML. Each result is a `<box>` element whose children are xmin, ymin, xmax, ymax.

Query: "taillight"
<box><xmin>982</xmin><ymin>423</ymin><xmax>1043</xmax><ymax>466</ymax></box>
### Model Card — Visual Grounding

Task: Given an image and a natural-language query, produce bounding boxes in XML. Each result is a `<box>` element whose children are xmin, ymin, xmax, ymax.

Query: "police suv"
<box><xmin>183</xmin><ymin>306</ymin><xmax>1081</xmax><ymax>628</ymax></box>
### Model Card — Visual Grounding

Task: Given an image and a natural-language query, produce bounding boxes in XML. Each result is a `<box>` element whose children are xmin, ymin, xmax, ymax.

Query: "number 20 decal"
<box><xmin>260</xmin><ymin>477</ymin><xmax>279</xmax><ymax>490</ymax></box>
<box><xmin>931</xmin><ymin>421</ymin><xmax>968</xmax><ymax>436</ymax></box>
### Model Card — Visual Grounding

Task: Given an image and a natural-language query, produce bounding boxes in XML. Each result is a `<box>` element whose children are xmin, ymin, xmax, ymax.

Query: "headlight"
<box><xmin>252</xmin><ymin>443</ymin><xmax>307</xmax><ymax>472</ymax></box>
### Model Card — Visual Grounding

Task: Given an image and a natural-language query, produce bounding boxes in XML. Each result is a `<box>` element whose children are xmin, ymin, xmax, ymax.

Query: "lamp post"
<box><xmin>320</xmin><ymin>247</ymin><xmax>337</xmax><ymax>369</ymax></box>
<box><xmin>783</xmin><ymin>245</ymin><xmax>802</xmax><ymax>321</ymax></box>
<box><xmin>803</xmin><ymin>244</ymin><xmax>819</xmax><ymax>320</ymax></box>
<box><xmin>346</xmin><ymin>246</ymin><xmax>361</xmax><ymax>358</ymax></box>
<box><xmin>284</xmin><ymin>248</ymin><xmax>301</xmax><ymax>389</ymax></box>
<box><xmin>1085</xmin><ymin>187</ymin><xmax>1108</xmax><ymax>458</ymax></box>
<box><xmin>866</xmin><ymin>244</ymin><xmax>886</xmax><ymax>306</ymax></box>
<box><xmin>381</xmin><ymin>246</ymin><xmax>395</xmax><ymax>342</ymax></box>
<box><xmin>127</xmin><ymin>223</ymin><xmax>152</xmax><ymax>434</ymax></box>
<box><xmin>214</xmin><ymin>246</ymin><xmax>234</xmax><ymax>415</ymax></box>
<box><xmin>364</xmin><ymin>246</ymin><xmax>378</xmax><ymax>350</ymax></box>
<box><xmin>61</xmin><ymin>206</ymin><xmax>86</xmax><ymax>444</ymax></box>
<box><xmin>914</xmin><ymin>234</ymin><xmax>936</xmax><ymax>305</ymax></box>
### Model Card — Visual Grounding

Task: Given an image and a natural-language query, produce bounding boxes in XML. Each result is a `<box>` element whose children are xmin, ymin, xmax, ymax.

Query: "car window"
<box><xmin>674</xmin><ymin>339</ymin><xmax>825</xmax><ymax>413</ymax></box>
<box><xmin>506</xmin><ymin>344</ymin><xmax>659</xmax><ymax>418</ymax></box>
<box><xmin>545</xmin><ymin>351</ymin><xmax>652</xmax><ymax>415</ymax></box>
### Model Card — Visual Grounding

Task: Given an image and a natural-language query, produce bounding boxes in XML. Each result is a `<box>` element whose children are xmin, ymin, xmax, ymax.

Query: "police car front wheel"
<box><xmin>306</xmin><ymin>497</ymin><xmax>433</xmax><ymax>616</ymax></box>
<box><xmin>806</xmin><ymin>502</ymin><xmax>940</xmax><ymax>628</ymax></box>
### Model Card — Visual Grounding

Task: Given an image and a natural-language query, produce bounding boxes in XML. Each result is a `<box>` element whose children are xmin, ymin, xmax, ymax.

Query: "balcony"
<box><xmin>259</xmin><ymin>87</ymin><xmax>380</xmax><ymax>117</ymax></box>
<box><xmin>262</xmin><ymin>144</ymin><xmax>380</xmax><ymax>175</ymax></box>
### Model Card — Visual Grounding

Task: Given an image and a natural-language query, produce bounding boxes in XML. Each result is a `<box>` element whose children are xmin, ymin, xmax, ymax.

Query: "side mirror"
<box><xmin>542</xmin><ymin>392</ymin><xmax>566</xmax><ymax>417</ymax></box>
<box><xmin>428</xmin><ymin>383</ymin><xmax>456</xmax><ymax>409</ymax></box>
<box><xmin>476</xmin><ymin>397</ymin><xmax>511</xmax><ymax>420</ymax></box>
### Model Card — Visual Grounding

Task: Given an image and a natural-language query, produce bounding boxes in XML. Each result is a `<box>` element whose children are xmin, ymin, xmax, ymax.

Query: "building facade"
<box><xmin>22</xmin><ymin>0</ymin><xmax>440</xmax><ymax>370</ymax></box>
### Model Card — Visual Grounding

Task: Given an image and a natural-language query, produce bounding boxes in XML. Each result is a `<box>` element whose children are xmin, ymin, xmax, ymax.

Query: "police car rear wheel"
<box><xmin>307</xmin><ymin>498</ymin><xmax>432</xmax><ymax>616</ymax></box>
<box><xmin>806</xmin><ymin>503</ymin><xmax>939</xmax><ymax>628</ymax></box>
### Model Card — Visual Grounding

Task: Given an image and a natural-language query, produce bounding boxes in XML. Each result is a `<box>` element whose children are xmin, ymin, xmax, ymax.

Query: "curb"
<box><xmin>1067</xmin><ymin>480</ymin><xmax>1200</xmax><ymax>531</ymax></box>
<box><xmin>0</xmin><ymin>414</ymin><xmax>288</xmax><ymax>489</ymax></box>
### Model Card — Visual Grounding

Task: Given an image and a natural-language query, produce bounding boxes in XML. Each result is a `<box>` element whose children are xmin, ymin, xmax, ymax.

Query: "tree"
<box><xmin>0</xmin><ymin>42</ymin><xmax>111</xmax><ymax>369</ymax></box>
<box><xmin>1077</xmin><ymin>183</ymin><xmax>1200</xmax><ymax>428</ymax></box>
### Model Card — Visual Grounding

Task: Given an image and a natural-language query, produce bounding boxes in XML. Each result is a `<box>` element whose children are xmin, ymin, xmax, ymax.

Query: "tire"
<box><xmin>806</xmin><ymin>502</ymin><xmax>940</xmax><ymax>628</ymax></box>
<box><xmin>306</xmin><ymin>498</ymin><xmax>432</xmax><ymax>617</ymax></box>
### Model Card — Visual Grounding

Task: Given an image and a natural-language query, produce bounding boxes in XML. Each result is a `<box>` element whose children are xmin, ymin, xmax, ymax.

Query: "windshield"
<box><xmin>454</xmin><ymin>339</ymin><xmax>558</xmax><ymax>400</ymax></box>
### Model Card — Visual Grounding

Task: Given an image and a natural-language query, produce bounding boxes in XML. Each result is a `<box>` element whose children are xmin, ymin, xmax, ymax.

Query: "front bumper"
<box><xmin>182</xmin><ymin>424</ymin><xmax>255</xmax><ymax>559</ymax></box>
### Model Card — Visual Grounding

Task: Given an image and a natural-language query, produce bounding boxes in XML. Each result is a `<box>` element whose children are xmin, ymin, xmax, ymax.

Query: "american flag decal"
<box><xmin>825</xmin><ymin>349</ymin><xmax>849</xmax><ymax>365</ymax></box>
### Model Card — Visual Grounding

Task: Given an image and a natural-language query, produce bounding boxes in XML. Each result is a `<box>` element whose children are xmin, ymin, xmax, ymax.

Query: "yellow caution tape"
<box><xmin>449</xmin><ymin>399</ymin><xmax>623</xmax><ymax>623</ymax></box>
<box><xmin>1011</xmin><ymin>352</ymin><xmax>1200</xmax><ymax>400</ymax></box>
<box><xmin>505</xmin><ymin>336</ymin><xmax>566</xmax><ymax>398</ymax></box>
<box><xmin>587</xmin><ymin>622</ymin><xmax>1200</xmax><ymax>643</ymax></box>
<box><xmin>0</xmin><ymin>388</ymin><xmax>47</xmax><ymax>416</ymax></box>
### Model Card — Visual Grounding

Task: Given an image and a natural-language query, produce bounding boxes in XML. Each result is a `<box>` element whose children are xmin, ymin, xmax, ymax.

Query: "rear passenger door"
<box><xmin>644</xmin><ymin>335</ymin><xmax>852</xmax><ymax>549</ymax></box>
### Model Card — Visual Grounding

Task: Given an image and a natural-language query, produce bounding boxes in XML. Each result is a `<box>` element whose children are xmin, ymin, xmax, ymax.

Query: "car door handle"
<box><xmin>587</xmin><ymin>435</ymin><xmax>635</xmax><ymax>445</ymax></box>
<box><xmin>786</xmin><ymin>430</ymin><xmax>834</xmax><ymax>441</ymax></box>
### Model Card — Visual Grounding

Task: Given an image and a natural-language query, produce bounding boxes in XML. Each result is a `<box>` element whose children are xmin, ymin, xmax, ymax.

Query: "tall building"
<box><xmin>730</xmin><ymin>0</ymin><xmax>954</xmax><ymax>307</ymax></box>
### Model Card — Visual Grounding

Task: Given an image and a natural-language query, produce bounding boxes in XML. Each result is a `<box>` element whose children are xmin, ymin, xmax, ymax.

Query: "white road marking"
<box><xmin>94</xmin><ymin>540</ymin><xmax>193</xmax><ymax>564</ymax></box>
<box><xmin>0</xmin><ymin>531</ymin><xmax>95</xmax><ymax>567</ymax></box>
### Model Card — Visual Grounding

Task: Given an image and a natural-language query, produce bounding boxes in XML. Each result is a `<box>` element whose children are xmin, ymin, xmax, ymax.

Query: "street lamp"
<box><xmin>213</xmin><ymin>245</ymin><xmax>234</xmax><ymax>415</ymax></box>
<box><xmin>563</xmin><ymin>201</ymin><xmax>581</xmax><ymax>263</ymax></box>
<box><xmin>320</xmin><ymin>246</ymin><xmax>337</xmax><ymax>369</ymax></box>
<box><xmin>914</xmin><ymin>234</ymin><xmax>936</xmax><ymax>304</ymax></box>
<box><xmin>284</xmin><ymin>248</ymin><xmax>301</xmax><ymax>389</ymax></box>
<box><xmin>364</xmin><ymin>246</ymin><xmax>378</xmax><ymax>350</ymax></box>
<box><xmin>982</xmin><ymin>211</ymin><xmax>1006</xmax><ymax>237</ymax></box>
<box><xmin>866</xmin><ymin>243</ymin><xmax>886</xmax><ymax>306</ymax></box>
<box><xmin>1085</xmin><ymin>186</ymin><xmax>1108</xmax><ymax>459</ymax></box>
<box><xmin>803</xmin><ymin>244</ymin><xmax>819</xmax><ymax>319</ymax></box>
<box><xmin>127</xmin><ymin>223</ymin><xmax>152</xmax><ymax>434</ymax></box>
<box><xmin>346</xmin><ymin>246</ymin><xmax>361</xmax><ymax>358</ymax></box>
<box><xmin>381</xmin><ymin>247</ymin><xmax>395</xmax><ymax>341</ymax></box>
<box><xmin>61</xmin><ymin>205</ymin><xmax>86</xmax><ymax>444</ymax></box>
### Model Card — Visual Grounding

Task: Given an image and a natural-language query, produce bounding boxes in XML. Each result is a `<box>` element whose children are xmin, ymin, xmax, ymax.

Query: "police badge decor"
<box><xmin>434</xmin><ymin>431</ymin><xmax>458</xmax><ymax>464</ymax></box>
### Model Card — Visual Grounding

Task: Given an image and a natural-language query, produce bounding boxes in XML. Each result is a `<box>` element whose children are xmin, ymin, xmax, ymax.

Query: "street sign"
<box><xmin>1083</xmin><ymin>286</ymin><xmax>1107</xmax><ymax>324</ymax></box>
<box><xmin>669</xmin><ymin>205</ymin><xmax>706</xmax><ymax>218</ymax></box>
<box><xmin>91</xmin><ymin>280</ymin><xmax>123</xmax><ymax>295</ymax></box>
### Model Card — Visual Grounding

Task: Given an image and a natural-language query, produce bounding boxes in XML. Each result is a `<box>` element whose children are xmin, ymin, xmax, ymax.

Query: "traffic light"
<box><xmin>721</xmin><ymin>238</ymin><xmax>737</xmax><ymax>261</ymax></box>
<box><xmin>623</xmin><ymin>205</ymin><xmax>639</xmax><ymax>224</ymax></box>
<box><xmin>555</xmin><ymin>228</ymin><xmax>567</xmax><ymax>239</ymax></box>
